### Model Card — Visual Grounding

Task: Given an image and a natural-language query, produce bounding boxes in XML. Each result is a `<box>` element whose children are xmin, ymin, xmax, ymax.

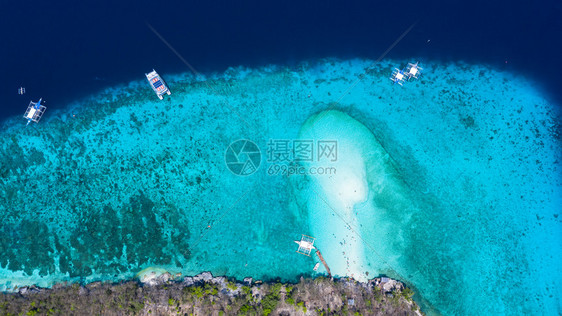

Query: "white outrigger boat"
<box><xmin>405</xmin><ymin>61</ymin><xmax>422</xmax><ymax>80</ymax></box>
<box><xmin>23</xmin><ymin>98</ymin><xmax>47</xmax><ymax>126</ymax></box>
<box><xmin>390</xmin><ymin>62</ymin><xmax>422</xmax><ymax>86</ymax></box>
<box><xmin>390</xmin><ymin>68</ymin><xmax>407</xmax><ymax>86</ymax></box>
<box><xmin>145</xmin><ymin>69</ymin><xmax>171</xmax><ymax>100</ymax></box>
<box><xmin>294</xmin><ymin>234</ymin><xmax>316</xmax><ymax>256</ymax></box>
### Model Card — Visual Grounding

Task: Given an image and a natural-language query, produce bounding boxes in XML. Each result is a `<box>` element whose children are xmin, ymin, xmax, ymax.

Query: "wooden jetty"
<box><xmin>315</xmin><ymin>249</ymin><xmax>332</xmax><ymax>278</ymax></box>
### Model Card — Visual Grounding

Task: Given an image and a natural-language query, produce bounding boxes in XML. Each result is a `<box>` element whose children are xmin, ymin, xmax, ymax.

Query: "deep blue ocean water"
<box><xmin>1</xmin><ymin>0</ymin><xmax>561</xmax><ymax>122</ymax></box>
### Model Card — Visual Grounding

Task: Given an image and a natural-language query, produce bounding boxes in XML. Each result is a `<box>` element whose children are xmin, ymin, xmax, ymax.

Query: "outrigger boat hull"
<box><xmin>146</xmin><ymin>69</ymin><xmax>171</xmax><ymax>100</ymax></box>
<box><xmin>23</xmin><ymin>98</ymin><xmax>47</xmax><ymax>126</ymax></box>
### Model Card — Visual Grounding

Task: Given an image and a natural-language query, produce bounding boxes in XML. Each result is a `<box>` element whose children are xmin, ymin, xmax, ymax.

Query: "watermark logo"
<box><xmin>266</xmin><ymin>139</ymin><xmax>337</xmax><ymax>176</ymax></box>
<box><xmin>266</xmin><ymin>163</ymin><xmax>337</xmax><ymax>176</ymax></box>
<box><xmin>225</xmin><ymin>140</ymin><xmax>261</xmax><ymax>176</ymax></box>
<box><xmin>266</xmin><ymin>139</ymin><xmax>337</xmax><ymax>163</ymax></box>
<box><xmin>225</xmin><ymin>139</ymin><xmax>337</xmax><ymax>176</ymax></box>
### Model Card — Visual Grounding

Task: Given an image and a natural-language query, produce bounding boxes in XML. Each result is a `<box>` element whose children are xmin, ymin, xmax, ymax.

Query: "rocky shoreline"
<box><xmin>0</xmin><ymin>272</ymin><xmax>423</xmax><ymax>315</ymax></box>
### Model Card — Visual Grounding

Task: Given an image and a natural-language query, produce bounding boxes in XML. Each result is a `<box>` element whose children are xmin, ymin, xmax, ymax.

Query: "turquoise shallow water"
<box><xmin>0</xmin><ymin>59</ymin><xmax>560</xmax><ymax>315</ymax></box>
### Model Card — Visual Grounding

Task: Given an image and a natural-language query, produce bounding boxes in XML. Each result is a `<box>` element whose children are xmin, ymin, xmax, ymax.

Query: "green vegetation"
<box><xmin>270</xmin><ymin>282</ymin><xmax>283</xmax><ymax>296</ymax></box>
<box><xmin>374</xmin><ymin>287</ymin><xmax>383</xmax><ymax>303</ymax></box>
<box><xmin>239</xmin><ymin>304</ymin><xmax>253</xmax><ymax>315</ymax></box>
<box><xmin>296</xmin><ymin>301</ymin><xmax>307</xmax><ymax>312</ymax></box>
<box><xmin>390</xmin><ymin>292</ymin><xmax>401</xmax><ymax>307</ymax></box>
<box><xmin>186</xmin><ymin>285</ymin><xmax>204</xmax><ymax>299</ymax></box>
<box><xmin>261</xmin><ymin>294</ymin><xmax>280</xmax><ymax>311</ymax></box>
<box><xmin>0</xmin><ymin>277</ymin><xmax>421</xmax><ymax>315</ymax></box>
<box><xmin>204</xmin><ymin>283</ymin><xmax>219</xmax><ymax>296</ymax></box>
<box><xmin>129</xmin><ymin>301</ymin><xmax>145</xmax><ymax>313</ymax></box>
<box><xmin>285</xmin><ymin>283</ymin><xmax>296</xmax><ymax>305</ymax></box>
<box><xmin>227</xmin><ymin>281</ymin><xmax>238</xmax><ymax>291</ymax></box>
<box><xmin>401</xmin><ymin>287</ymin><xmax>414</xmax><ymax>301</ymax></box>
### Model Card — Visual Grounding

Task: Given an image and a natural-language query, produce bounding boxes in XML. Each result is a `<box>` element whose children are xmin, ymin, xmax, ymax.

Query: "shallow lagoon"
<box><xmin>1</xmin><ymin>59</ymin><xmax>560</xmax><ymax>315</ymax></box>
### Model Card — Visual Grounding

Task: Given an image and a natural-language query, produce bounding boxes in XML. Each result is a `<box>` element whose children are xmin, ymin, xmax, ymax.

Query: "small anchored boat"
<box><xmin>145</xmin><ymin>69</ymin><xmax>171</xmax><ymax>100</ymax></box>
<box><xmin>390</xmin><ymin>68</ymin><xmax>406</xmax><ymax>86</ymax></box>
<box><xmin>294</xmin><ymin>234</ymin><xmax>316</xmax><ymax>256</ymax></box>
<box><xmin>405</xmin><ymin>61</ymin><xmax>422</xmax><ymax>80</ymax></box>
<box><xmin>23</xmin><ymin>98</ymin><xmax>47</xmax><ymax>126</ymax></box>
<box><xmin>313</xmin><ymin>262</ymin><xmax>320</xmax><ymax>271</ymax></box>
<box><xmin>390</xmin><ymin>62</ymin><xmax>423</xmax><ymax>86</ymax></box>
